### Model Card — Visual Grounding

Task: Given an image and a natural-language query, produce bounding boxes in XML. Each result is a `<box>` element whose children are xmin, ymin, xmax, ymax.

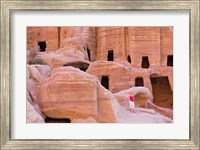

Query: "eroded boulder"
<box><xmin>38</xmin><ymin>67</ymin><xmax>118</xmax><ymax>123</ymax></box>
<box><xmin>114</xmin><ymin>87</ymin><xmax>153</xmax><ymax>108</ymax></box>
<box><xmin>27</xmin><ymin>100</ymin><xmax>45</xmax><ymax>123</ymax></box>
<box><xmin>34</xmin><ymin>51</ymin><xmax>90</xmax><ymax>69</ymax></box>
<box><xmin>27</xmin><ymin>65</ymin><xmax>51</xmax><ymax>123</ymax></box>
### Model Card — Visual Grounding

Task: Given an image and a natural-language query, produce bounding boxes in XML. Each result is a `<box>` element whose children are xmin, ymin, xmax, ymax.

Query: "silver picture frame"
<box><xmin>1</xmin><ymin>0</ymin><xmax>199</xmax><ymax>149</ymax></box>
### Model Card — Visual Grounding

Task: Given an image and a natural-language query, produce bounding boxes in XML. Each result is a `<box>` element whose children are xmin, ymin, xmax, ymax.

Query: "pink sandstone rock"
<box><xmin>27</xmin><ymin>27</ymin><xmax>173</xmax><ymax>123</ymax></box>
<box><xmin>129</xmin><ymin>66</ymin><xmax>173</xmax><ymax>109</ymax></box>
<box><xmin>27</xmin><ymin>27</ymin><xmax>58</xmax><ymax>51</ymax></box>
<box><xmin>27</xmin><ymin>27</ymin><xmax>96</xmax><ymax>60</ymax></box>
<box><xmin>27</xmin><ymin>88</ymin><xmax>45</xmax><ymax>120</ymax></box>
<box><xmin>27</xmin><ymin>65</ymin><xmax>52</xmax><ymax>123</ymax></box>
<box><xmin>118</xmin><ymin>107</ymin><xmax>172</xmax><ymax>123</ymax></box>
<box><xmin>96</xmin><ymin>27</ymin><xmax>173</xmax><ymax>67</ymax></box>
<box><xmin>27</xmin><ymin>76</ymin><xmax>37</xmax><ymax>104</ymax></box>
<box><xmin>113</xmin><ymin>87</ymin><xmax>173</xmax><ymax>120</ymax></box>
<box><xmin>36</xmin><ymin>66</ymin><xmax>171</xmax><ymax>123</ymax></box>
<box><xmin>28</xmin><ymin>65</ymin><xmax>51</xmax><ymax>81</ymax></box>
<box><xmin>59</xmin><ymin>37</ymin><xmax>84</xmax><ymax>52</ymax></box>
<box><xmin>33</xmin><ymin>50</ymin><xmax>90</xmax><ymax>69</ymax></box>
<box><xmin>56</xmin><ymin>48</ymin><xmax>85</xmax><ymax>59</ymax></box>
<box><xmin>86</xmin><ymin>60</ymin><xmax>130</xmax><ymax>93</ymax></box>
<box><xmin>27</xmin><ymin>100</ymin><xmax>45</xmax><ymax>123</ymax></box>
<box><xmin>27</xmin><ymin>64</ymin><xmax>51</xmax><ymax>104</ymax></box>
<box><xmin>96</xmin><ymin>81</ymin><xmax>123</xmax><ymax>122</ymax></box>
<box><xmin>86</xmin><ymin>60</ymin><xmax>173</xmax><ymax>109</ymax></box>
<box><xmin>147</xmin><ymin>100</ymin><xmax>173</xmax><ymax>120</ymax></box>
<box><xmin>27</xmin><ymin>26</ymin><xmax>173</xmax><ymax>66</ymax></box>
<box><xmin>71</xmin><ymin>117</ymin><xmax>97</xmax><ymax>123</ymax></box>
<box><xmin>60</xmin><ymin>27</ymin><xmax>96</xmax><ymax>61</ymax></box>
<box><xmin>114</xmin><ymin>87</ymin><xmax>153</xmax><ymax>108</ymax></box>
<box><xmin>38</xmin><ymin>67</ymin><xmax>118</xmax><ymax>123</ymax></box>
<box><xmin>27</xmin><ymin>27</ymin><xmax>173</xmax><ymax>109</ymax></box>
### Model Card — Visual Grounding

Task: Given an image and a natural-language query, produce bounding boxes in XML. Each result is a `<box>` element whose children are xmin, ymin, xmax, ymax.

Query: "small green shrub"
<box><xmin>29</xmin><ymin>48</ymin><xmax>36</xmax><ymax>59</ymax></box>
<box><xmin>30</xmin><ymin>59</ymin><xmax>44</xmax><ymax>65</ymax></box>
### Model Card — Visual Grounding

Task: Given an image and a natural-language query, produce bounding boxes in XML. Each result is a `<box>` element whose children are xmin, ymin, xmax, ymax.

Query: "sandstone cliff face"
<box><xmin>27</xmin><ymin>27</ymin><xmax>96</xmax><ymax>61</ymax></box>
<box><xmin>96</xmin><ymin>27</ymin><xmax>126</xmax><ymax>61</ymax></box>
<box><xmin>27</xmin><ymin>27</ymin><xmax>173</xmax><ymax>67</ymax></box>
<box><xmin>60</xmin><ymin>27</ymin><xmax>96</xmax><ymax>61</ymax></box>
<box><xmin>27</xmin><ymin>27</ymin><xmax>58</xmax><ymax>51</ymax></box>
<box><xmin>86</xmin><ymin>60</ymin><xmax>130</xmax><ymax>93</ymax></box>
<box><xmin>95</xmin><ymin>27</ymin><xmax>173</xmax><ymax>67</ymax></box>
<box><xmin>30</xmin><ymin>27</ymin><xmax>93</xmax><ymax>69</ymax></box>
<box><xmin>128</xmin><ymin>27</ymin><xmax>161</xmax><ymax>67</ymax></box>
<box><xmin>86</xmin><ymin>61</ymin><xmax>173</xmax><ymax>109</ymax></box>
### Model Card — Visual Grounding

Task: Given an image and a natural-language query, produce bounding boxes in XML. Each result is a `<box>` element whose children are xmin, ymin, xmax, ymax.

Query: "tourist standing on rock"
<box><xmin>129</xmin><ymin>92</ymin><xmax>135</xmax><ymax>111</ymax></box>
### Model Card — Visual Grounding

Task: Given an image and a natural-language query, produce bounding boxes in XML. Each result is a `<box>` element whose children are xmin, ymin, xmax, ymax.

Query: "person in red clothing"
<box><xmin>129</xmin><ymin>92</ymin><xmax>135</xmax><ymax>110</ymax></box>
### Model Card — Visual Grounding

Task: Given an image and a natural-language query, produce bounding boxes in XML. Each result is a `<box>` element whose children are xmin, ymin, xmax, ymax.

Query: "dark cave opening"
<box><xmin>135</xmin><ymin>77</ymin><xmax>144</xmax><ymax>86</ymax></box>
<box><xmin>127</xmin><ymin>55</ymin><xmax>131</xmax><ymax>63</ymax></box>
<box><xmin>38</xmin><ymin>41</ymin><xmax>46</xmax><ymax>52</ymax></box>
<box><xmin>141</xmin><ymin>56</ymin><xmax>150</xmax><ymax>68</ymax></box>
<box><xmin>63</xmin><ymin>61</ymin><xmax>89</xmax><ymax>72</ymax></box>
<box><xmin>87</xmin><ymin>48</ymin><xmax>91</xmax><ymax>61</ymax></box>
<box><xmin>167</xmin><ymin>55</ymin><xmax>173</xmax><ymax>67</ymax></box>
<box><xmin>107</xmin><ymin>50</ymin><xmax>114</xmax><ymax>61</ymax></box>
<box><xmin>45</xmin><ymin>117</ymin><xmax>71</xmax><ymax>123</ymax></box>
<box><xmin>150</xmin><ymin>76</ymin><xmax>173</xmax><ymax>109</ymax></box>
<box><xmin>101</xmin><ymin>76</ymin><xmax>109</xmax><ymax>90</ymax></box>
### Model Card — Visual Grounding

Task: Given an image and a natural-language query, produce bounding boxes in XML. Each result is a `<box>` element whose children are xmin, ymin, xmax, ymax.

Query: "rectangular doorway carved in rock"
<box><xmin>135</xmin><ymin>77</ymin><xmax>144</xmax><ymax>86</ymax></box>
<box><xmin>107</xmin><ymin>50</ymin><xmax>114</xmax><ymax>61</ymax></box>
<box><xmin>141</xmin><ymin>56</ymin><xmax>150</xmax><ymax>68</ymax></box>
<box><xmin>167</xmin><ymin>55</ymin><xmax>173</xmax><ymax>66</ymax></box>
<box><xmin>101</xmin><ymin>76</ymin><xmax>109</xmax><ymax>90</ymax></box>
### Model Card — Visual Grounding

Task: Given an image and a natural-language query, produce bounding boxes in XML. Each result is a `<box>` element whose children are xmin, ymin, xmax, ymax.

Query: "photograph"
<box><xmin>1</xmin><ymin>0</ymin><xmax>199</xmax><ymax>149</ymax></box>
<box><xmin>27</xmin><ymin>27</ymin><xmax>173</xmax><ymax>123</ymax></box>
